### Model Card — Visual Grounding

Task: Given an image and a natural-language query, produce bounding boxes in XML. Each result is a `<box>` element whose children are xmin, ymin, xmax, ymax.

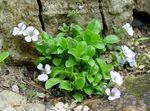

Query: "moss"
<box><xmin>124</xmin><ymin>75</ymin><xmax>150</xmax><ymax>98</ymax></box>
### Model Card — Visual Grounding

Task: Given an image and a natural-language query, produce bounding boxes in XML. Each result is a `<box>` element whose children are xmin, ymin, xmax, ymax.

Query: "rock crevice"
<box><xmin>98</xmin><ymin>0</ymin><xmax>108</xmax><ymax>34</ymax></box>
<box><xmin>36</xmin><ymin>0</ymin><xmax>46</xmax><ymax>31</ymax></box>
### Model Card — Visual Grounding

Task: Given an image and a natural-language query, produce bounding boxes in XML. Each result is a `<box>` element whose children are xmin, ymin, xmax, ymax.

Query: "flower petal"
<box><xmin>23</xmin><ymin>26</ymin><xmax>35</xmax><ymax>36</ymax></box>
<box><xmin>110</xmin><ymin>71</ymin><xmax>123</xmax><ymax>86</ymax></box>
<box><xmin>12</xmin><ymin>27</ymin><xmax>20</xmax><ymax>36</ymax></box>
<box><xmin>33</xmin><ymin>29</ymin><xmax>39</xmax><ymax>36</ymax></box>
<box><xmin>37</xmin><ymin>63</ymin><xmax>43</xmax><ymax>70</ymax></box>
<box><xmin>122</xmin><ymin>23</ymin><xmax>134</xmax><ymax>36</ymax></box>
<box><xmin>32</xmin><ymin>35</ymin><xmax>38</xmax><ymax>41</ymax></box>
<box><xmin>25</xmin><ymin>36</ymin><xmax>32</xmax><ymax>42</ymax></box>
<box><xmin>105</xmin><ymin>88</ymin><xmax>110</xmax><ymax>96</ymax></box>
<box><xmin>38</xmin><ymin>74</ymin><xmax>48</xmax><ymax>82</ymax></box>
<box><xmin>45</xmin><ymin>64</ymin><xmax>51</xmax><ymax>74</ymax></box>
<box><xmin>111</xmin><ymin>88</ymin><xmax>121</xmax><ymax>98</ymax></box>
<box><xmin>121</xmin><ymin>45</ymin><xmax>137</xmax><ymax>67</ymax></box>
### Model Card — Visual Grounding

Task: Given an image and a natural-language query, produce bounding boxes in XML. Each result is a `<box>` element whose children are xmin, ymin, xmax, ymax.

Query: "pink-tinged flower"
<box><xmin>23</xmin><ymin>26</ymin><xmax>39</xmax><ymax>42</ymax></box>
<box><xmin>122</xmin><ymin>23</ymin><xmax>134</xmax><ymax>36</ymax></box>
<box><xmin>110</xmin><ymin>71</ymin><xmax>123</xmax><ymax>86</ymax></box>
<box><xmin>13</xmin><ymin>22</ymin><xmax>26</xmax><ymax>36</ymax></box>
<box><xmin>37</xmin><ymin>63</ymin><xmax>51</xmax><ymax>82</ymax></box>
<box><xmin>105</xmin><ymin>88</ymin><xmax>121</xmax><ymax>100</ymax></box>
<box><xmin>121</xmin><ymin>45</ymin><xmax>137</xmax><ymax>67</ymax></box>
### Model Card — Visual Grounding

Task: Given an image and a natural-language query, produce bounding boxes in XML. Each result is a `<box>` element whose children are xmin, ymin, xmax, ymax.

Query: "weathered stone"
<box><xmin>0</xmin><ymin>90</ymin><xmax>26</xmax><ymax>106</ymax></box>
<box><xmin>124</xmin><ymin>75</ymin><xmax>150</xmax><ymax>98</ymax></box>
<box><xmin>101</xmin><ymin>0</ymin><xmax>134</xmax><ymax>31</ymax></box>
<box><xmin>24</xmin><ymin>104</ymin><xmax>46</xmax><ymax>111</ymax></box>
<box><xmin>134</xmin><ymin>0</ymin><xmax>150</xmax><ymax>15</ymax></box>
<box><xmin>41</xmin><ymin>0</ymin><xmax>103</xmax><ymax>35</ymax></box>
<box><xmin>0</xmin><ymin>0</ymin><xmax>41</xmax><ymax>65</ymax></box>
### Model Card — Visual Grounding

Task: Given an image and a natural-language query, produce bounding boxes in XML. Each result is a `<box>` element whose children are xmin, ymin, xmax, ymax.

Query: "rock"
<box><xmin>0</xmin><ymin>90</ymin><xmax>26</xmax><ymax>106</ymax></box>
<box><xmin>24</xmin><ymin>104</ymin><xmax>46</xmax><ymax>111</ymax></box>
<box><xmin>124</xmin><ymin>75</ymin><xmax>150</xmax><ymax>98</ymax></box>
<box><xmin>101</xmin><ymin>0</ymin><xmax>134</xmax><ymax>31</ymax></box>
<box><xmin>74</xmin><ymin>105</ymin><xmax>83</xmax><ymax>111</ymax></box>
<box><xmin>134</xmin><ymin>0</ymin><xmax>150</xmax><ymax>15</ymax></box>
<box><xmin>82</xmin><ymin>105</ymin><xmax>90</xmax><ymax>111</ymax></box>
<box><xmin>41</xmin><ymin>0</ymin><xmax>103</xmax><ymax>35</ymax></box>
<box><xmin>55</xmin><ymin>102</ymin><xmax>64</xmax><ymax>109</ymax></box>
<box><xmin>0</xmin><ymin>0</ymin><xmax>41</xmax><ymax>65</ymax></box>
<box><xmin>2</xmin><ymin>106</ymin><xmax>16</xmax><ymax>111</ymax></box>
<box><xmin>12</xmin><ymin>84</ymin><xmax>19</xmax><ymax>93</ymax></box>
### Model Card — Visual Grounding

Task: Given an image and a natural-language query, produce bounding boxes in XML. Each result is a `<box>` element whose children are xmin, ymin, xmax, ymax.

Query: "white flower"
<box><xmin>121</xmin><ymin>45</ymin><xmax>137</xmax><ymax>67</ymax></box>
<box><xmin>38</xmin><ymin>74</ymin><xmax>48</xmax><ymax>82</ymax></box>
<box><xmin>13</xmin><ymin>22</ymin><xmax>26</xmax><ymax>36</ymax></box>
<box><xmin>105</xmin><ymin>88</ymin><xmax>121</xmax><ymax>100</ymax></box>
<box><xmin>23</xmin><ymin>26</ymin><xmax>39</xmax><ymax>42</ymax></box>
<box><xmin>37</xmin><ymin>63</ymin><xmax>51</xmax><ymax>82</ymax></box>
<box><xmin>78</xmin><ymin>5</ymin><xmax>84</xmax><ymax>10</ymax></box>
<box><xmin>110</xmin><ymin>71</ymin><xmax>123</xmax><ymax>86</ymax></box>
<box><xmin>122</xmin><ymin>23</ymin><xmax>134</xmax><ymax>36</ymax></box>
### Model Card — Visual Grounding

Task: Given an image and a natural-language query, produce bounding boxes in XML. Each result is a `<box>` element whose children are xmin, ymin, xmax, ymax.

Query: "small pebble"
<box><xmin>138</xmin><ymin>65</ymin><xmax>145</xmax><ymax>69</ymax></box>
<box><xmin>74</xmin><ymin>105</ymin><xmax>83</xmax><ymax>111</ymax></box>
<box><xmin>12</xmin><ymin>84</ymin><xmax>19</xmax><ymax>93</ymax></box>
<box><xmin>83</xmin><ymin>105</ymin><xmax>90</xmax><ymax>111</ymax></box>
<box><xmin>55</xmin><ymin>102</ymin><xmax>65</xmax><ymax>109</ymax></box>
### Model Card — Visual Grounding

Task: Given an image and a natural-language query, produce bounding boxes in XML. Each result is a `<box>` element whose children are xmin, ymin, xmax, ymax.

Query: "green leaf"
<box><xmin>94</xmin><ymin>41</ymin><xmax>105</xmax><ymax>49</ymax></box>
<box><xmin>86</xmin><ymin>19</ymin><xmax>101</xmax><ymax>34</ymax></box>
<box><xmin>53</xmin><ymin>58</ymin><xmax>61</xmax><ymax>66</ymax></box>
<box><xmin>84</xmin><ymin>30</ymin><xmax>100</xmax><ymax>45</ymax></box>
<box><xmin>80</xmin><ymin>55</ymin><xmax>90</xmax><ymax>61</ymax></box>
<box><xmin>90</xmin><ymin>64</ymin><xmax>99</xmax><ymax>75</ymax></box>
<box><xmin>73</xmin><ymin>93</ymin><xmax>84</xmax><ymax>102</ymax></box>
<box><xmin>0</xmin><ymin>51</ymin><xmax>9</xmax><ymax>62</ymax></box>
<box><xmin>86</xmin><ymin>46</ymin><xmax>96</xmax><ymax>58</ymax></box>
<box><xmin>71</xmin><ymin>24</ymin><xmax>83</xmax><ymax>36</ymax></box>
<box><xmin>87</xmin><ymin>75</ymin><xmax>94</xmax><ymax>83</ymax></box>
<box><xmin>93</xmin><ymin>74</ymin><xmax>102</xmax><ymax>86</ymax></box>
<box><xmin>74</xmin><ymin>76</ymin><xmax>85</xmax><ymax>90</ymax></box>
<box><xmin>84</xmin><ymin>87</ymin><xmax>94</xmax><ymax>95</ymax></box>
<box><xmin>88</xmin><ymin>59</ymin><xmax>95</xmax><ymax>67</ymax></box>
<box><xmin>65</xmin><ymin>56</ymin><xmax>76</xmax><ymax>67</ymax></box>
<box><xmin>59</xmin><ymin>80</ymin><xmax>73</xmax><ymax>91</ymax></box>
<box><xmin>67</xmin><ymin>37</ymin><xmax>77</xmax><ymax>49</ymax></box>
<box><xmin>41</xmin><ymin>31</ymin><xmax>52</xmax><ymax>41</ymax></box>
<box><xmin>94</xmin><ymin>85</ymin><xmax>104</xmax><ymax>94</ymax></box>
<box><xmin>45</xmin><ymin>78</ymin><xmax>62</xmax><ymax>89</ymax></box>
<box><xmin>104</xmin><ymin>35</ymin><xmax>119</xmax><ymax>44</ymax></box>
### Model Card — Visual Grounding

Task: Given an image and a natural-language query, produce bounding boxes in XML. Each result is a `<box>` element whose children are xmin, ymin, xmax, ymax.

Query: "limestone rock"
<box><xmin>134</xmin><ymin>0</ymin><xmax>150</xmax><ymax>15</ymax></box>
<box><xmin>24</xmin><ymin>104</ymin><xmax>46</xmax><ymax>111</ymax></box>
<box><xmin>41</xmin><ymin>0</ymin><xmax>103</xmax><ymax>35</ymax></box>
<box><xmin>101</xmin><ymin>0</ymin><xmax>134</xmax><ymax>31</ymax></box>
<box><xmin>0</xmin><ymin>0</ymin><xmax>41</xmax><ymax>65</ymax></box>
<box><xmin>0</xmin><ymin>90</ymin><xmax>26</xmax><ymax>106</ymax></box>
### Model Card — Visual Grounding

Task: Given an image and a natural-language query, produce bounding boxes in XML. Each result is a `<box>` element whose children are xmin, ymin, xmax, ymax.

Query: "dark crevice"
<box><xmin>36</xmin><ymin>0</ymin><xmax>46</xmax><ymax>31</ymax></box>
<box><xmin>98</xmin><ymin>0</ymin><xmax>108</xmax><ymax>35</ymax></box>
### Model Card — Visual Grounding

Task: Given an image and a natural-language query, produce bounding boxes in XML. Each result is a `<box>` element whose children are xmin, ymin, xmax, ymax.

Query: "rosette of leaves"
<box><xmin>34</xmin><ymin>19</ymin><xmax>120</xmax><ymax>102</ymax></box>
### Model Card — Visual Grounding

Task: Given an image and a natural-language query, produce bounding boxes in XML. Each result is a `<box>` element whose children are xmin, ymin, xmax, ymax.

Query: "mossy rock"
<box><xmin>124</xmin><ymin>75</ymin><xmax>150</xmax><ymax>98</ymax></box>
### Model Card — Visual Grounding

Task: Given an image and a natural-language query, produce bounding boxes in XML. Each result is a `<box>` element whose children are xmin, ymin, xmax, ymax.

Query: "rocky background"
<box><xmin>0</xmin><ymin>0</ymin><xmax>150</xmax><ymax>111</ymax></box>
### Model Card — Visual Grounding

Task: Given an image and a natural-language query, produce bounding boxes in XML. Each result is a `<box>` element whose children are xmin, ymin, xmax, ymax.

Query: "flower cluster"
<box><xmin>105</xmin><ymin>71</ymin><xmax>123</xmax><ymax>101</ymax></box>
<box><xmin>13</xmin><ymin>22</ymin><xmax>39</xmax><ymax>42</ymax></box>
<box><xmin>37</xmin><ymin>63</ymin><xmax>51</xmax><ymax>82</ymax></box>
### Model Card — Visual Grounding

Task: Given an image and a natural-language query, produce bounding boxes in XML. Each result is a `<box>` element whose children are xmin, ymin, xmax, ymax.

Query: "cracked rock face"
<box><xmin>134</xmin><ymin>0</ymin><xmax>150</xmax><ymax>15</ymax></box>
<box><xmin>0</xmin><ymin>0</ymin><xmax>41</xmax><ymax>65</ymax></box>
<box><xmin>0</xmin><ymin>0</ymin><xmax>134</xmax><ymax>65</ymax></box>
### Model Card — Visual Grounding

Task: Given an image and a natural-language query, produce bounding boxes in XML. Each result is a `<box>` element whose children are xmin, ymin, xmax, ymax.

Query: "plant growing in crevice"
<box><xmin>12</xmin><ymin>19</ymin><xmax>137</xmax><ymax>102</ymax></box>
